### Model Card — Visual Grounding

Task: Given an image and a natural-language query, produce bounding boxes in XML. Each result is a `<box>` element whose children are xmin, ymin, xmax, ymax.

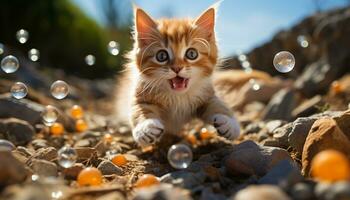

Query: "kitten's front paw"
<box><xmin>211</xmin><ymin>114</ymin><xmax>240</xmax><ymax>140</ymax></box>
<box><xmin>132</xmin><ymin>119</ymin><xmax>164</xmax><ymax>147</ymax></box>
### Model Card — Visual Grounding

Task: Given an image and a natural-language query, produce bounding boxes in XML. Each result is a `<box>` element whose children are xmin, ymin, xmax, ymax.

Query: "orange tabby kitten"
<box><xmin>116</xmin><ymin>5</ymin><xmax>240</xmax><ymax>147</ymax></box>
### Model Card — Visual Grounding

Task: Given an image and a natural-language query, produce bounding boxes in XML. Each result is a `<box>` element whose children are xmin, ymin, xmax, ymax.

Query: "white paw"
<box><xmin>211</xmin><ymin>114</ymin><xmax>240</xmax><ymax>140</ymax></box>
<box><xmin>132</xmin><ymin>119</ymin><xmax>164</xmax><ymax>147</ymax></box>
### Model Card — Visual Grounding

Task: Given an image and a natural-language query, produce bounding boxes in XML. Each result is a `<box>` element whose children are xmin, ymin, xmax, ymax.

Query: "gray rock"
<box><xmin>0</xmin><ymin>118</ymin><xmax>35</xmax><ymax>145</ymax></box>
<box><xmin>288</xmin><ymin>117</ymin><xmax>317</xmax><ymax>154</ymax></box>
<box><xmin>31</xmin><ymin>139</ymin><xmax>49</xmax><ymax>150</ymax></box>
<box><xmin>266</xmin><ymin>120</ymin><xmax>285</xmax><ymax>134</ymax></box>
<box><xmin>270</xmin><ymin>123</ymin><xmax>294</xmax><ymax>148</ymax></box>
<box><xmin>243</xmin><ymin>122</ymin><xmax>264</xmax><ymax>135</ymax></box>
<box><xmin>292</xmin><ymin>95</ymin><xmax>323</xmax><ymax>118</ymax></box>
<box><xmin>0</xmin><ymin>151</ymin><xmax>27</xmax><ymax>187</ymax></box>
<box><xmin>160</xmin><ymin>171</ymin><xmax>206</xmax><ymax>189</ymax></box>
<box><xmin>32</xmin><ymin>147</ymin><xmax>57</xmax><ymax>161</ymax></box>
<box><xmin>232</xmin><ymin>185</ymin><xmax>291</xmax><ymax>200</ymax></box>
<box><xmin>15</xmin><ymin>146</ymin><xmax>33</xmax><ymax>157</ymax></box>
<box><xmin>62</xmin><ymin>163</ymin><xmax>84</xmax><ymax>180</ymax></box>
<box><xmin>262</xmin><ymin>89</ymin><xmax>296</xmax><ymax>121</ymax></box>
<box><xmin>200</xmin><ymin>187</ymin><xmax>226</xmax><ymax>200</ymax></box>
<box><xmin>258</xmin><ymin>159</ymin><xmax>303</xmax><ymax>187</ymax></box>
<box><xmin>290</xmin><ymin>182</ymin><xmax>315</xmax><ymax>200</ymax></box>
<box><xmin>29</xmin><ymin>159</ymin><xmax>58</xmax><ymax>177</ymax></box>
<box><xmin>315</xmin><ymin>181</ymin><xmax>350</xmax><ymax>200</ymax></box>
<box><xmin>0</xmin><ymin>94</ymin><xmax>44</xmax><ymax>125</ymax></box>
<box><xmin>133</xmin><ymin>183</ymin><xmax>192</xmax><ymax>200</ymax></box>
<box><xmin>97</xmin><ymin>160</ymin><xmax>123</xmax><ymax>175</ymax></box>
<box><xmin>225</xmin><ymin>140</ymin><xmax>292</xmax><ymax>176</ymax></box>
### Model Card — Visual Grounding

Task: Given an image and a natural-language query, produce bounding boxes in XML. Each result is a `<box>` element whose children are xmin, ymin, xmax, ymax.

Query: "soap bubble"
<box><xmin>11</xmin><ymin>82</ymin><xmax>28</xmax><ymax>99</ymax></box>
<box><xmin>108</xmin><ymin>41</ymin><xmax>120</xmax><ymax>56</ymax></box>
<box><xmin>0</xmin><ymin>139</ymin><xmax>15</xmax><ymax>151</ymax></box>
<box><xmin>249</xmin><ymin>79</ymin><xmax>261</xmax><ymax>91</ymax></box>
<box><xmin>16</xmin><ymin>29</ymin><xmax>29</xmax><ymax>44</ymax></box>
<box><xmin>297</xmin><ymin>35</ymin><xmax>309</xmax><ymax>48</ymax></box>
<box><xmin>0</xmin><ymin>43</ymin><xmax>4</xmax><ymax>55</ymax></box>
<box><xmin>42</xmin><ymin>105</ymin><xmax>59</xmax><ymax>125</ymax></box>
<box><xmin>241</xmin><ymin>61</ymin><xmax>251</xmax><ymax>69</ymax></box>
<box><xmin>85</xmin><ymin>54</ymin><xmax>95</xmax><ymax>66</ymax></box>
<box><xmin>1</xmin><ymin>55</ymin><xmax>19</xmax><ymax>73</ymax></box>
<box><xmin>28</xmin><ymin>48</ymin><xmax>40</xmax><ymax>61</ymax></box>
<box><xmin>58</xmin><ymin>146</ymin><xmax>77</xmax><ymax>168</ymax></box>
<box><xmin>50</xmin><ymin>80</ymin><xmax>69</xmax><ymax>99</ymax></box>
<box><xmin>167</xmin><ymin>144</ymin><xmax>193</xmax><ymax>169</ymax></box>
<box><xmin>238</xmin><ymin>54</ymin><xmax>247</xmax><ymax>62</ymax></box>
<box><xmin>273</xmin><ymin>51</ymin><xmax>295</xmax><ymax>73</ymax></box>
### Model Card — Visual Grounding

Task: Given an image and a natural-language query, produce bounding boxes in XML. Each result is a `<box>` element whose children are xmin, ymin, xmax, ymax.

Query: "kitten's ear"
<box><xmin>194</xmin><ymin>4</ymin><xmax>218</xmax><ymax>39</ymax></box>
<box><xmin>134</xmin><ymin>7</ymin><xmax>159</xmax><ymax>46</ymax></box>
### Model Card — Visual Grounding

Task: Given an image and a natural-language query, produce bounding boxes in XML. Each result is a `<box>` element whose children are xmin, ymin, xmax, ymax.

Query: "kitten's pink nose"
<box><xmin>171</xmin><ymin>67</ymin><xmax>181</xmax><ymax>73</ymax></box>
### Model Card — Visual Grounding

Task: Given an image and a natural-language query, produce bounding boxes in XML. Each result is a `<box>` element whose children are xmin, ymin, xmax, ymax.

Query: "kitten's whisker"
<box><xmin>140</xmin><ymin>41</ymin><xmax>158</xmax><ymax>67</ymax></box>
<box><xmin>193</xmin><ymin>38</ymin><xmax>211</xmax><ymax>55</ymax></box>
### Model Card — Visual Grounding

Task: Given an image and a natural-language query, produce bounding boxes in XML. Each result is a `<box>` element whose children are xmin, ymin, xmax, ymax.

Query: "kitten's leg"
<box><xmin>199</xmin><ymin>97</ymin><xmax>240</xmax><ymax>140</ymax></box>
<box><xmin>131</xmin><ymin>103</ymin><xmax>165</xmax><ymax>147</ymax></box>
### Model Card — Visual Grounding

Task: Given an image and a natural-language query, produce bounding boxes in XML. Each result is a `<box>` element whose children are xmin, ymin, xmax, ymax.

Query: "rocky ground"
<box><xmin>1</xmin><ymin>6</ymin><xmax>350</xmax><ymax>200</ymax></box>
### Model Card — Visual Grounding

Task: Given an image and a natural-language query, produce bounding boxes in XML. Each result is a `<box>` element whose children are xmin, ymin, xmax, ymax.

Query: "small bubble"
<box><xmin>0</xmin><ymin>139</ymin><xmax>15</xmax><ymax>151</ymax></box>
<box><xmin>31</xmin><ymin>174</ymin><xmax>40</xmax><ymax>181</ymax></box>
<box><xmin>238</xmin><ymin>54</ymin><xmax>247</xmax><ymax>62</ymax></box>
<box><xmin>249</xmin><ymin>79</ymin><xmax>261</xmax><ymax>91</ymax></box>
<box><xmin>241</xmin><ymin>61</ymin><xmax>251</xmax><ymax>69</ymax></box>
<box><xmin>167</xmin><ymin>144</ymin><xmax>193</xmax><ymax>169</ymax></box>
<box><xmin>273</xmin><ymin>51</ymin><xmax>295</xmax><ymax>73</ymax></box>
<box><xmin>28</xmin><ymin>48</ymin><xmax>40</xmax><ymax>61</ymax></box>
<box><xmin>58</xmin><ymin>146</ymin><xmax>77</xmax><ymax>168</ymax></box>
<box><xmin>50</xmin><ymin>80</ymin><xmax>69</xmax><ymax>99</ymax></box>
<box><xmin>108</xmin><ymin>41</ymin><xmax>120</xmax><ymax>56</ymax></box>
<box><xmin>85</xmin><ymin>54</ymin><xmax>95</xmax><ymax>66</ymax></box>
<box><xmin>11</xmin><ymin>82</ymin><xmax>28</xmax><ymax>99</ymax></box>
<box><xmin>297</xmin><ymin>35</ymin><xmax>309</xmax><ymax>48</ymax></box>
<box><xmin>1</xmin><ymin>55</ymin><xmax>19</xmax><ymax>73</ymax></box>
<box><xmin>42</xmin><ymin>105</ymin><xmax>59</xmax><ymax>125</ymax></box>
<box><xmin>0</xmin><ymin>43</ymin><xmax>4</xmax><ymax>55</ymax></box>
<box><xmin>16</xmin><ymin>29</ymin><xmax>29</xmax><ymax>44</ymax></box>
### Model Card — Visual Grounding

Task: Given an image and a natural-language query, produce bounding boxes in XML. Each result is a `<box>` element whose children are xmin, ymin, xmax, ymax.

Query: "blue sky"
<box><xmin>72</xmin><ymin>0</ymin><xmax>348</xmax><ymax>57</ymax></box>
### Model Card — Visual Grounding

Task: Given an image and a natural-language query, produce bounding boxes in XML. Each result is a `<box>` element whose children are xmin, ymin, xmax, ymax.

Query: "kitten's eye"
<box><xmin>155</xmin><ymin>50</ymin><xmax>169</xmax><ymax>63</ymax></box>
<box><xmin>185</xmin><ymin>48</ymin><xmax>198</xmax><ymax>60</ymax></box>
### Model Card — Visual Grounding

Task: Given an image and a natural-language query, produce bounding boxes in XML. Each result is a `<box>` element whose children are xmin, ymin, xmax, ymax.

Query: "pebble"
<box><xmin>0</xmin><ymin>151</ymin><xmax>27</xmax><ymax>186</ymax></box>
<box><xmin>290</xmin><ymin>182</ymin><xmax>316</xmax><ymax>200</ymax></box>
<box><xmin>262</xmin><ymin>89</ymin><xmax>296</xmax><ymax>121</ymax></box>
<box><xmin>232</xmin><ymin>185</ymin><xmax>291</xmax><ymax>200</ymax></box>
<box><xmin>29</xmin><ymin>159</ymin><xmax>58</xmax><ymax>177</ymax></box>
<box><xmin>32</xmin><ymin>147</ymin><xmax>58</xmax><ymax>161</ymax></box>
<box><xmin>225</xmin><ymin>140</ymin><xmax>292</xmax><ymax>176</ymax></box>
<box><xmin>31</xmin><ymin>139</ymin><xmax>49</xmax><ymax>150</ymax></box>
<box><xmin>160</xmin><ymin>171</ymin><xmax>206</xmax><ymax>189</ymax></box>
<box><xmin>97</xmin><ymin>160</ymin><xmax>123</xmax><ymax>175</ymax></box>
<box><xmin>288</xmin><ymin>117</ymin><xmax>317</xmax><ymax>154</ymax></box>
<box><xmin>133</xmin><ymin>183</ymin><xmax>191</xmax><ymax>200</ymax></box>
<box><xmin>0</xmin><ymin>118</ymin><xmax>35</xmax><ymax>145</ymax></box>
<box><xmin>62</xmin><ymin>163</ymin><xmax>84</xmax><ymax>180</ymax></box>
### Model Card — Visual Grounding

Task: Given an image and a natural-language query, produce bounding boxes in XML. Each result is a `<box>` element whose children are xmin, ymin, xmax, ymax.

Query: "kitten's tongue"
<box><xmin>170</xmin><ymin>77</ymin><xmax>188</xmax><ymax>91</ymax></box>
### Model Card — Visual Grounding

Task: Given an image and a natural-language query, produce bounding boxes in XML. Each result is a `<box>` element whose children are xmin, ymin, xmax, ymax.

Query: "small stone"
<box><xmin>333</xmin><ymin>109</ymin><xmax>350</xmax><ymax>139</ymax></box>
<box><xmin>62</xmin><ymin>163</ymin><xmax>84</xmax><ymax>180</ymax></box>
<box><xmin>243</xmin><ymin>122</ymin><xmax>263</xmax><ymax>135</ymax></box>
<box><xmin>232</xmin><ymin>185</ymin><xmax>291</xmax><ymax>200</ymax></box>
<box><xmin>262</xmin><ymin>88</ymin><xmax>296</xmax><ymax>121</ymax></box>
<box><xmin>133</xmin><ymin>183</ymin><xmax>191</xmax><ymax>200</ymax></box>
<box><xmin>75</xmin><ymin>147</ymin><xmax>96</xmax><ymax>161</ymax></box>
<box><xmin>290</xmin><ymin>182</ymin><xmax>316</xmax><ymax>200</ymax></box>
<box><xmin>225</xmin><ymin>140</ymin><xmax>292</xmax><ymax>176</ymax></box>
<box><xmin>31</xmin><ymin>139</ymin><xmax>49</xmax><ymax>150</ymax></box>
<box><xmin>0</xmin><ymin>118</ymin><xmax>35</xmax><ymax>145</ymax></box>
<box><xmin>302</xmin><ymin>118</ymin><xmax>350</xmax><ymax>175</ymax></box>
<box><xmin>15</xmin><ymin>146</ymin><xmax>33</xmax><ymax>157</ymax></box>
<box><xmin>270</xmin><ymin>123</ymin><xmax>294</xmax><ymax>149</ymax></box>
<box><xmin>0</xmin><ymin>151</ymin><xmax>27</xmax><ymax>187</ymax></box>
<box><xmin>258</xmin><ymin>159</ymin><xmax>303</xmax><ymax>187</ymax></box>
<box><xmin>29</xmin><ymin>159</ymin><xmax>58</xmax><ymax>177</ymax></box>
<box><xmin>266</xmin><ymin>120</ymin><xmax>285</xmax><ymax>134</ymax></box>
<box><xmin>288</xmin><ymin>117</ymin><xmax>317</xmax><ymax>154</ymax></box>
<box><xmin>32</xmin><ymin>147</ymin><xmax>58</xmax><ymax>161</ymax></box>
<box><xmin>200</xmin><ymin>187</ymin><xmax>226</xmax><ymax>200</ymax></box>
<box><xmin>292</xmin><ymin>95</ymin><xmax>323</xmax><ymax>118</ymax></box>
<box><xmin>97</xmin><ymin>160</ymin><xmax>123</xmax><ymax>175</ymax></box>
<box><xmin>160</xmin><ymin>171</ymin><xmax>206</xmax><ymax>189</ymax></box>
<box><xmin>74</xmin><ymin>139</ymin><xmax>91</xmax><ymax>147</ymax></box>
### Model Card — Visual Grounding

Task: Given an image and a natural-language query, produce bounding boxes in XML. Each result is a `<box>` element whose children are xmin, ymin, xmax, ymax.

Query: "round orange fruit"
<box><xmin>70</xmin><ymin>105</ymin><xmax>84</xmax><ymax>119</ymax></box>
<box><xmin>111</xmin><ymin>154</ymin><xmax>127</xmax><ymax>167</ymax></box>
<box><xmin>50</xmin><ymin>122</ymin><xmax>64</xmax><ymax>136</ymax></box>
<box><xmin>135</xmin><ymin>174</ymin><xmax>160</xmax><ymax>188</ymax></box>
<box><xmin>75</xmin><ymin>119</ymin><xmax>88</xmax><ymax>132</ymax></box>
<box><xmin>77</xmin><ymin>167</ymin><xmax>103</xmax><ymax>186</ymax></box>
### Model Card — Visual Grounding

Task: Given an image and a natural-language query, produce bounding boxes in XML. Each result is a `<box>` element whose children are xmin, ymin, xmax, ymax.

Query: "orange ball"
<box><xmin>75</xmin><ymin>119</ymin><xmax>88</xmax><ymax>132</ymax></box>
<box><xmin>70</xmin><ymin>105</ymin><xmax>84</xmax><ymax>119</ymax></box>
<box><xmin>311</xmin><ymin>149</ymin><xmax>350</xmax><ymax>182</ymax></box>
<box><xmin>200</xmin><ymin>128</ymin><xmax>214</xmax><ymax>140</ymax></box>
<box><xmin>111</xmin><ymin>154</ymin><xmax>127</xmax><ymax>167</ymax></box>
<box><xmin>135</xmin><ymin>174</ymin><xmax>159</xmax><ymax>188</ymax></box>
<box><xmin>103</xmin><ymin>134</ymin><xmax>113</xmax><ymax>143</ymax></box>
<box><xmin>186</xmin><ymin>134</ymin><xmax>198</xmax><ymax>145</ymax></box>
<box><xmin>77</xmin><ymin>167</ymin><xmax>103</xmax><ymax>186</ymax></box>
<box><xmin>331</xmin><ymin>81</ymin><xmax>344</xmax><ymax>94</ymax></box>
<box><xmin>50</xmin><ymin>122</ymin><xmax>64</xmax><ymax>136</ymax></box>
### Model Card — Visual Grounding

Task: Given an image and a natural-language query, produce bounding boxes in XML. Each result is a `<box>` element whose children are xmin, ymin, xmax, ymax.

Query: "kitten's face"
<box><xmin>133</xmin><ymin>8</ymin><xmax>218</xmax><ymax>94</ymax></box>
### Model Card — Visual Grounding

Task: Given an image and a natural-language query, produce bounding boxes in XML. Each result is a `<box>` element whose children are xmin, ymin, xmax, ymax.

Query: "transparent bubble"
<box><xmin>297</xmin><ymin>35</ymin><xmax>309</xmax><ymax>48</ymax></box>
<box><xmin>85</xmin><ymin>54</ymin><xmax>95</xmax><ymax>66</ymax></box>
<box><xmin>16</xmin><ymin>29</ymin><xmax>29</xmax><ymax>44</ymax></box>
<box><xmin>108</xmin><ymin>41</ymin><xmax>120</xmax><ymax>56</ymax></box>
<box><xmin>244</xmin><ymin>67</ymin><xmax>252</xmax><ymax>74</ymax></box>
<box><xmin>0</xmin><ymin>43</ymin><xmax>4</xmax><ymax>55</ymax></box>
<box><xmin>28</xmin><ymin>48</ymin><xmax>40</xmax><ymax>61</ymax></box>
<box><xmin>58</xmin><ymin>146</ymin><xmax>77</xmax><ymax>168</ymax></box>
<box><xmin>241</xmin><ymin>61</ymin><xmax>251</xmax><ymax>69</ymax></box>
<box><xmin>238</xmin><ymin>54</ymin><xmax>247</xmax><ymax>62</ymax></box>
<box><xmin>50</xmin><ymin>80</ymin><xmax>69</xmax><ymax>99</ymax></box>
<box><xmin>249</xmin><ymin>79</ymin><xmax>261</xmax><ymax>91</ymax></box>
<box><xmin>1</xmin><ymin>55</ymin><xmax>19</xmax><ymax>73</ymax></box>
<box><xmin>0</xmin><ymin>139</ymin><xmax>15</xmax><ymax>151</ymax></box>
<box><xmin>167</xmin><ymin>144</ymin><xmax>193</xmax><ymax>169</ymax></box>
<box><xmin>11</xmin><ymin>82</ymin><xmax>28</xmax><ymax>99</ymax></box>
<box><xmin>273</xmin><ymin>51</ymin><xmax>295</xmax><ymax>73</ymax></box>
<box><xmin>31</xmin><ymin>174</ymin><xmax>40</xmax><ymax>181</ymax></box>
<box><xmin>42</xmin><ymin>105</ymin><xmax>59</xmax><ymax>125</ymax></box>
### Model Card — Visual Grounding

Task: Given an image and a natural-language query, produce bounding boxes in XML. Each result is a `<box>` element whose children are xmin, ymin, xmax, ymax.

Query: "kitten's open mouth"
<box><xmin>169</xmin><ymin>76</ymin><xmax>189</xmax><ymax>91</ymax></box>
